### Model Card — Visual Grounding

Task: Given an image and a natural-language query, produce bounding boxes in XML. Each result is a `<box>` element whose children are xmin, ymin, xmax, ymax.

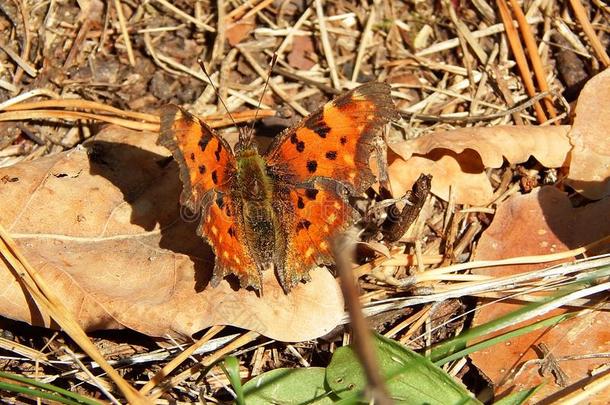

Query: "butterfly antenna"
<box><xmin>249</xmin><ymin>52</ymin><xmax>278</xmax><ymax>135</ymax></box>
<box><xmin>197</xmin><ymin>59</ymin><xmax>239</xmax><ymax>129</ymax></box>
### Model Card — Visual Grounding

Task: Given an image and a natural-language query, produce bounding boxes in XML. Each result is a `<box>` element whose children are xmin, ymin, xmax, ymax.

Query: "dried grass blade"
<box><xmin>139</xmin><ymin>325</ymin><xmax>224</xmax><ymax>395</ymax></box>
<box><xmin>351</xmin><ymin>8</ymin><xmax>376</xmax><ymax>82</ymax></box>
<box><xmin>508</xmin><ymin>0</ymin><xmax>557</xmax><ymax>120</ymax></box>
<box><xmin>314</xmin><ymin>0</ymin><xmax>340</xmax><ymax>89</ymax></box>
<box><xmin>3</xmin><ymin>99</ymin><xmax>159</xmax><ymax>123</ymax></box>
<box><xmin>113</xmin><ymin>0</ymin><xmax>135</xmax><ymax>66</ymax></box>
<box><xmin>0</xmin><ymin>110</ymin><xmax>160</xmax><ymax>132</ymax></box>
<box><xmin>569</xmin><ymin>0</ymin><xmax>610</xmax><ymax>67</ymax></box>
<box><xmin>496</xmin><ymin>0</ymin><xmax>547</xmax><ymax>123</ymax></box>
<box><xmin>147</xmin><ymin>331</ymin><xmax>259</xmax><ymax>401</ymax></box>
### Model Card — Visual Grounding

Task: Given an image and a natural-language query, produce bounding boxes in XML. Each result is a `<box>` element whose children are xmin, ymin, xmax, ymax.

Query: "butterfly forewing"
<box><xmin>159</xmin><ymin>105</ymin><xmax>235</xmax><ymax>210</ymax></box>
<box><xmin>265</xmin><ymin>82</ymin><xmax>400</xmax><ymax>193</ymax></box>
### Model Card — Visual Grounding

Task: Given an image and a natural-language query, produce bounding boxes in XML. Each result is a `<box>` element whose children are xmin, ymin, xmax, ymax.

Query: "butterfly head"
<box><xmin>235</xmin><ymin>126</ymin><xmax>257</xmax><ymax>154</ymax></box>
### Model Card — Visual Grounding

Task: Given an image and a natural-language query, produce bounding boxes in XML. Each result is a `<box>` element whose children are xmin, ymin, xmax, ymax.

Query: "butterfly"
<box><xmin>159</xmin><ymin>82</ymin><xmax>399</xmax><ymax>293</ymax></box>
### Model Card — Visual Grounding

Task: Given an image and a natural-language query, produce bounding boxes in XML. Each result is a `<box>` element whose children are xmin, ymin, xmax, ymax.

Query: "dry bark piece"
<box><xmin>565</xmin><ymin>68</ymin><xmax>610</xmax><ymax>199</ymax></box>
<box><xmin>387</xmin><ymin>125</ymin><xmax>571</xmax><ymax>206</ymax></box>
<box><xmin>470</xmin><ymin>187</ymin><xmax>610</xmax><ymax>402</ymax></box>
<box><xmin>383</xmin><ymin>173</ymin><xmax>432</xmax><ymax>242</ymax></box>
<box><xmin>0</xmin><ymin>126</ymin><xmax>344</xmax><ymax>342</ymax></box>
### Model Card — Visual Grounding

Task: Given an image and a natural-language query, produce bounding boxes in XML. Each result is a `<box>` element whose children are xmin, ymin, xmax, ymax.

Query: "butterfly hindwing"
<box><xmin>277</xmin><ymin>180</ymin><xmax>358</xmax><ymax>290</ymax></box>
<box><xmin>200</xmin><ymin>191</ymin><xmax>261</xmax><ymax>288</ymax></box>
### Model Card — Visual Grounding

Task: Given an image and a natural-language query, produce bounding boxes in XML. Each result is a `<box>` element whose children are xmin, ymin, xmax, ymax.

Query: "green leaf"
<box><xmin>243</xmin><ymin>367</ymin><xmax>337</xmax><ymax>404</ymax></box>
<box><xmin>221</xmin><ymin>356</ymin><xmax>245</xmax><ymax>405</ymax></box>
<box><xmin>0</xmin><ymin>371</ymin><xmax>101</xmax><ymax>405</ymax></box>
<box><xmin>326</xmin><ymin>333</ymin><xmax>479</xmax><ymax>404</ymax></box>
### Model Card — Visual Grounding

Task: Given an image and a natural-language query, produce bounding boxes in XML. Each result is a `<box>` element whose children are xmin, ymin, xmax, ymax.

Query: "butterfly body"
<box><xmin>230</xmin><ymin>146</ymin><xmax>281</xmax><ymax>279</ymax></box>
<box><xmin>159</xmin><ymin>82</ymin><xmax>399</xmax><ymax>292</ymax></box>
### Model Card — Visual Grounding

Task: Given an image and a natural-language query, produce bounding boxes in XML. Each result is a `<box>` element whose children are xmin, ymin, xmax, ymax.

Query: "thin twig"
<box><xmin>238</xmin><ymin>47</ymin><xmax>309</xmax><ymax>115</ymax></box>
<box><xmin>152</xmin><ymin>0</ymin><xmax>215</xmax><ymax>31</ymax></box>
<box><xmin>351</xmin><ymin>8</ymin><xmax>376</xmax><ymax>82</ymax></box>
<box><xmin>568</xmin><ymin>0</ymin><xmax>610</xmax><ymax>67</ymax></box>
<box><xmin>12</xmin><ymin>0</ymin><xmax>32</xmax><ymax>85</ymax></box>
<box><xmin>508</xmin><ymin>0</ymin><xmax>557</xmax><ymax>120</ymax></box>
<box><xmin>276</xmin><ymin>7</ymin><xmax>312</xmax><ymax>58</ymax></box>
<box><xmin>496</xmin><ymin>0</ymin><xmax>547</xmax><ymax>123</ymax></box>
<box><xmin>334</xmin><ymin>229</ymin><xmax>393</xmax><ymax>404</ymax></box>
<box><xmin>113</xmin><ymin>0</ymin><xmax>135</xmax><ymax>66</ymax></box>
<box><xmin>399</xmin><ymin>90</ymin><xmax>552</xmax><ymax>123</ymax></box>
<box><xmin>140</xmin><ymin>325</ymin><xmax>224</xmax><ymax>395</ymax></box>
<box><xmin>146</xmin><ymin>331</ymin><xmax>259</xmax><ymax>401</ymax></box>
<box><xmin>314</xmin><ymin>0</ymin><xmax>341</xmax><ymax>89</ymax></box>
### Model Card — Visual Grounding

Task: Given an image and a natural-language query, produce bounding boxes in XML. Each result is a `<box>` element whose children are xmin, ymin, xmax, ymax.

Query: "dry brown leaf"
<box><xmin>470</xmin><ymin>186</ymin><xmax>610</xmax><ymax>402</ymax></box>
<box><xmin>0</xmin><ymin>126</ymin><xmax>344</xmax><ymax>342</ymax></box>
<box><xmin>226</xmin><ymin>18</ymin><xmax>255</xmax><ymax>47</ymax></box>
<box><xmin>287</xmin><ymin>36</ymin><xmax>317</xmax><ymax>70</ymax></box>
<box><xmin>565</xmin><ymin>68</ymin><xmax>610</xmax><ymax>199</ymax></box>
<box><xmin>387</xmin><ymin>126</ymin><xmax>571</xmax><ymax>205</ymax></box>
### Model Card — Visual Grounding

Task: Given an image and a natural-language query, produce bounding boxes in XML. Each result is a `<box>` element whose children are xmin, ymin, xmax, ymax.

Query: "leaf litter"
<box><xmin>0</xmin><ymin>0</ymin><xmax>609</xmax><ymax>403</ymax></box>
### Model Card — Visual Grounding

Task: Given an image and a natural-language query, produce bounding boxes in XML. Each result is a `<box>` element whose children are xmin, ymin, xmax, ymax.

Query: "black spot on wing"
<box><xmin>305</xmin><ymin>189</ymin><xmax>319</xmax><ymax>200</ymax></box>
<box><xmin>228</xmin><ymin>226</ymin><xmax>236</xmax><ymax>238</ymax></box>
<box><xmin>340</xmin><ymin>136</ymin><xmax>348</xmax><ymax>145</ymax></box>
<box><xmin>305</xmin><ymin>111</ymin><xmax>331</xmax><ymax>138</ymax></box>
<box><xmin>325</xmin><ymin>151</ymin><xmax>337</xmax><ymax>160</ymax></box>
<box><xmin>297</xmin><ymin>196</ymin><xmax>305</xmax><ymax>209</ymax></box>
<box><xmin>198</xmin><ymin>134</ymin><xmax>211</xmax><ymax>151</ymax></box>
<box><xmin>296</xmin><ymin>219</ymin><xmax>312</xmax><ymax>232</ymax></box>
<box><xmin>314</xmin><ymin>123</ymin><xmax>330</xmax><ymax>138</ymax></box>
<box><xmin>290</xmin><ymin>133</ymin><xmax>305</xmax><ymax>152</ymax></box>
<box><xmin>190</xmin><ymin>152</ymin><xmax>195</xmax><ymax>161</ymax></box>
<box><xmin>214</xmin><ymin>142</ymin><xmax>222</xmax><ymax>161</ymax></box>
<box><xmin>211</xmin><ymin>170</ymin><xmax>218</xmax><ymax>184</ymax></box>
<box><xmin>198</xmin><ymin>164</ymin><xmax>206</xmax><ymax>174</ymax></box>
<box><xmin>306</xmin><ymin>160</ymin><xmax>318</xmax><ymax>173</ymax></box>
<box><xmin>216</xmin><ymin>193</ymin><xmax>224</xmax><ymax>209</ymax></box>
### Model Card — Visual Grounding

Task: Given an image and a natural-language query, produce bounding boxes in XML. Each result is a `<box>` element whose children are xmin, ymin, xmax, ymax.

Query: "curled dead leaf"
<box><xmin>0</xmin><ymin>126</ymin><xmax>344</xmax><ymax>342</ymax></box>
<box><xmin>565</xmin><ymin>68</ymin><xmax>610</xmax><ymax>199</ymax></box>
<box><xmin>388</xmin><ymin>126</ymin><xmax>571</xmax><ymax>206</ymax></box>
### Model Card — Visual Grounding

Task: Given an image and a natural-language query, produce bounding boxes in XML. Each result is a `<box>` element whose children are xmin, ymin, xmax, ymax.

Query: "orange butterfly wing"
<box><xmin>277</xmin><ymin>181</ymin><xmax>358</xmax><ymax>289</ymax></box>
<box><xmin>265</xmin><ymin>82</ymin><xmax>400</xmax><ymax>193</ymax></box>
<box><xmin>266</xmin><ymin>82</ymin><xmax>399</xmax><ymax>288</ymax></box>
<box><xmin>159</xmin><ymin>105</ymin><xmax>235</xmax><ymax>210</ymax></box>
<box><xmin>199</xmin><ymin>192</ymin><xmax>260</xmax><ymax>288</ymax></box>
<box><xmin>159</xmin><ymin>106</ymin><xmax>259</xmax><ymax>288</ymax></box>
